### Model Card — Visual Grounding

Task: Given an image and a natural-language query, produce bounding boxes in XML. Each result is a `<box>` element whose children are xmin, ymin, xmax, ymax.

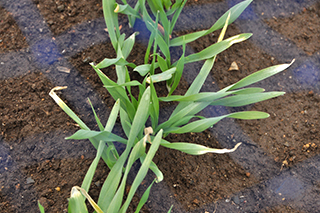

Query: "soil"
<box><xmin>1</xmin><ymin>0</ymin><xmax>320</xmax><ymax>213</ymax></box>
<box><xmin>265</xmin><ymin>2</ymin><xmax>320</xmax><ymax>56</ymax></box>
<box><xmin>0</xmin><ymin>72</ymin><xmax>76</xmax><ymax>141</ymax></box>
<box><xmin>0</xmin><ymin>7</ymin><xmax>28</xmax><ymax>53</ymax></box>
<box><xmin>238</xmin><ymin>91</ymin><xmax>320</xmax><ymax>168</ymax></box>
<box><xmin>157</xmin><ymin>131</ymin><xmax>258</xmax><ymax>211</ymax></box>
<box><xmin>32</xmin><ymin>0</ymin><xmax>103</xmax><ymax>36</ymax></box>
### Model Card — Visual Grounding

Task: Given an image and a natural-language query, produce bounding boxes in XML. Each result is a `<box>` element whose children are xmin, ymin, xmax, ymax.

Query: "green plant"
<box><xmin>40</xmin><ymin>0</ymin><xmax>294</xmax><ymax>212</ymax></box>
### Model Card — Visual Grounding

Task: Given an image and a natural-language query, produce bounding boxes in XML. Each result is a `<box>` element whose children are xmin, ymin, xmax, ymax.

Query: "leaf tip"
<box><xmin>290</xmin><ymin>58</ymin><xmax>295</xmax><ymax>65</ymax></box>
<box><xmin>114</xmin><ymin>4</ymin><xmax>120</xmax><ymax>13</ymax></box>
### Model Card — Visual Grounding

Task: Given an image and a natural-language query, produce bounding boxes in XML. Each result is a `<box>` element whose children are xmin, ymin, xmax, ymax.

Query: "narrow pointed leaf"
<box><xmin>68</xmin><ymin>187</ymin><xmax>89</xmax><ymax>213</ymax></box>
<box><xmin>38</xmin><ymin>201</ymin><xmax>45</xmax><ymax>213</ymax></box>
<box><xmin>66</xmin><ymin>129</ymin><xmax>127</xmax><ymax>144</ymax></box>
<box><xmin>169</xmin><ymin>0</ymin><xmax>187</xmax><ymax>33</ymax></box>
<box><xmin>119</xmin><ymin>129</ymin><xmax>163</xmax><ymax>213</ymax></box>
<box><xmin>184</xmin><ymin>33</ymin><xmax>252</xmax><ymax>63</ymax></box>
<box><xmin>102</xmin><ymin>0</ymin><xmax>120</xmax><ymax>50</ymax></box>
<box><xmin>157</xmin><ymin>54</ymin><xmax>168</xmax><ymax>71</ymax></box>
<box><xmin>134</xmin><ymin>180</ymin><xmax>155</xmax><ymax>213</ymax></box>
<box><xmin>91</xmin><ymin>63</ymin><xmax>136</xmax><ymax>118</ymax></box>
<box><xmin>147</xmin><ymin>67</ymin><xmax>176</xmax><ymax>83</ymax></box>
<box><xmin>96</xmin><ymin>57</ymin><xmax>136</xmax><ymax>69</ymax></box>
<box><xmin>231</xmin><ymin>87</ymin><xmax>265</xmax><ymax>94</ymax></box>
<box><xmin>87</xmin><ymin>98</ymin><xmax>104</xmax><ymax>131</ymax></box>
<box><xmin>228</xmin><ymin>60</ymin><xmax>295</xmax><ymax>91</ymax></box>
<box><xmin>157</xmin><ymin>101</ymin><xmax>211</xmax><ymax>132</ymax></box>
<box><xmin>81</xmin><ymin>141</ymin><xmax>106</xmax><ymax>192</ymax></box>
<box><xmin>120</xmin><ymin>108</ymin><xmax>131</xmax><ymax>138</ymax></box>
<box><xmin>156</xmin><ymin>32</ymin><xmax>170</xmax><ymax>60</ymax></box>
<box><xmin>105</xmin><ymin>99</ymin><xmax>121</xmax><ymax>131</ymax></box>
<box><xmin>134</xmin><ymin>64</ymin><xmax>152</xmax><ymax>76</ymax></box>
<box><xmin>122</xmin><ymin>32</ymin><xmax>138</xmax><ymax>59</ymax></box>
<box><xmin>107</xmin><ymin>138</ymin><xmax>146</xmax><ymax>212</ymax></box>
<box><xmin>170</xmin><ymin>0</ymin><xmax>253</xmax><ymax>46</ymax></box>
<box><xmin>170</xmin><ymin>12</ymin><xmax>230</xmax><ymax>116</ymax></box>
<box><xmin>114</xmin><ymin>3</ymin><xmax>140</xmax><ymax>18</ymax></box>
<box><xmin>211</xmin><ymin>92</ymin><xmax>285</xmax><ymax>107</ymax></box>
<box><xmin>49</xmin><ymin>87</ymin><xmax>89</xmax><ymax>130</ymax></box>
<box><xmin>168</xmin><ymin>111</ymin><xmax>269</xmax><ymax>134</ymax></box>
<box><xmin>168</xmin><ymin>39</ymin><xmax>185</xmax><ymax>95</ymax></box>
<box><xmin>150</xmin><ymin>82</ymin><xmax>159</xmax><ymax>129</ymax></box>
<box><xmin>160</xmin><ymin>92</ymin><xmax>226</xmax><ymax>102</ymax></box>
<box><xmin>161</xmin><ymin>139</ymin><xmax>242</xmax><ymax>155</ymax></box>
<box><xmin>104</xmin><ymin>80</ymin><xmax>141</xmax><ymax>88</ymax></box>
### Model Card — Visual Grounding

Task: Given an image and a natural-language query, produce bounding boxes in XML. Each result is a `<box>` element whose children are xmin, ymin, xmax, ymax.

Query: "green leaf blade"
<box><xmin>169</xmin><ymin>111</ymin><xmax>269</xmax><ymax>134</ymax></box>
<box><xmin>211</xmin><ymin>92</ymin><xmax>285</xmax><ymax>107</ymax></box>
<box><xmin>228</xmin><ymin>60</ymin><xmax>294</xmax><ymax>91</ymax></box>
<box><xmin>184</xmin><ymin>33</ymin><xmax>252</xmax><ymax>63</ymax></box>
<box><xmin>161</xmin><ymin>139</ymin><xmax>242</xmax><ymax>155</ymax></box>
<box><xmin>119</xmin><ymin>129</ymin><xmax>163</xmax><ymax>213</ymax></box>
<box><xmin>170</xmin><ymin>0</ymin><xmax>253</xmax><ymax>46</ymax></box>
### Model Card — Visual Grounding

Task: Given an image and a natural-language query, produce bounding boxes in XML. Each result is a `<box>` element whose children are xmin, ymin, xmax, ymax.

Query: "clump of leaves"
<box><xmin>40</xmin><ymin>0</ymin><xmax>293</xmax><ymax>212</ymax></box>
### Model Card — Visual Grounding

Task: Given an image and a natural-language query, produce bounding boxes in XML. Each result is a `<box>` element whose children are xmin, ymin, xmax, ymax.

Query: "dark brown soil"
<box><xmin>265</xmin><ymin>2</ymin><xmax>320</xmax><ymax>56</ymax></box>
<box><xmin>24</xmin><ymin>158</ymin><xmax>95</xmax><ymax>212</ymax></box>
<box><xmin>238</xmin><ymin>91</ymin><xmax>320</xmax><ymax>168</ymax></box>
<box><xmin>185</xmin><ymin>0</ymin><xmax>223</xmax><ymax>6</ymax></box>
<box><xmin>157</xmin><ymin>131</ymin><xmax>258</xmax><ymax>211</ymax></box>
<box><xmin>0</xmin><ymin>7</ymin><xmax>28</xmax><ymax>53</ymax></box>
<box><xmin>261</xmin><ymin>205</ymin><xmax>305</xmax><ymax>213</ymax></box>
<box><xmin>1</xmin><ymin>0</ymin><xmax>319</xmax><ymax>212</ymax></box>
<box><xmin>24</xmin><ymin>157</ymin><xmax>150</xmax><ymax>213</ymax></box>
<box><xmin>32</xmin><ymin>0</ymin><xmax>103</xmax><ymax>35</ymax></box>
<box><xmin>0</xmin><ymin>72</ymin><xmax>76</xmax><ymax>141</ymax></box>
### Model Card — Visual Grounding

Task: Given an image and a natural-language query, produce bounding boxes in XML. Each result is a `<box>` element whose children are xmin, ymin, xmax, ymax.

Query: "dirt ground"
<box><xmin>1</xmin><ymin>0</ymin><xmax>320</xmax><ymax>212</ymax></box>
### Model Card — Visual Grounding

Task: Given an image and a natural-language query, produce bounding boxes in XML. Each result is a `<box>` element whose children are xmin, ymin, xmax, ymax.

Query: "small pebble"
<box><xmin>15</xmin><ymin>184</ymin><xmax>20</xmax><ymax>190</ymax></box>
<box><xmin>47</xmin><ymin>20</ymin><xmax>54</xmax><ymax>25</ymax></box>
<box><xmin>57</xmin><ymin>5</ymin><xmax>65</xmax><ymax>12</ymax></box>
<box><xmin>232</xmin><ymin>196</ymin><xmax>240</xmax><ymax>205</ymax></box>
<box><xmin>95</xmin><ymin>181</ymin><xmax>101</xmax><ymax>187</ymax></box>
<box><xmin>192</xmin><ymin>198</ymin><xmax>200</xmax><ymax>205</ymax></box>
<box><xmin>26</xmin><ymin>177</ymin><xmax>35</xmax><ymax>184</ymax></box>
